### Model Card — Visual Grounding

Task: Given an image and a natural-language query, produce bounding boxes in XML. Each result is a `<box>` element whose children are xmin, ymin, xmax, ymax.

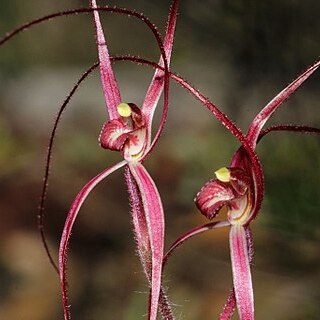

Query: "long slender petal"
<box><xmin>129</xmin><ymin>162</ymin><xmax>165</xmax><ymax>320</ymax></box>
<box><xmin>247</xmin><ymin>60</ymin><xmax>320</xmax><ymax>148</ymax></box>
<box><xmin>229</xmin><ymin>224</ymin><xmax>254</xmax><ymax>320</ymax></box>
<box><xmin>125</xmin><ymin>166</ymin><xmax>149</xmax><ymax>252</ymax></box>
<box><xmin>91</xmin><ymin>0</ymin><xmax>121</xmax><ymax>119</ymax></box>
<box><xmin>59</xmin><ymin>160</ymin><xmax>126</xmax><ymax>320</ymax></box>
<box><xmin>142</xmin><ymin>0</ymin><xmax>179</xmax><ymax>146</ymax></box>
<box><xmin>125</xmin><ymin>167</ymin><xmax>175</xmax><ymax>320</ymax></box>
<box><xmin>164</xmin><ymin>220</ymin><xmax>230</xmax><ymax>266</ymax></box>
<box><xmin>220</xmin><ymin>226</ymin><xmax>254</xmax><ymax>320</ymax></box>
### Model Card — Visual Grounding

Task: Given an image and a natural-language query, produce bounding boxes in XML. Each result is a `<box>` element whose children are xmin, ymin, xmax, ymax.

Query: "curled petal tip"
<box><xmin>195</xmin><ymin>179</ymin><xmax>234</xmax><ymax>220</ymax></box>
<box><xmin>99</xmin><ymin>104</ymin><xmax>147</xmax><ymax>160</ymax></box>
<box><xmin>99</xmin><ymin>119</ymin><xmax>130</xmax><ymax>151</ymax></box>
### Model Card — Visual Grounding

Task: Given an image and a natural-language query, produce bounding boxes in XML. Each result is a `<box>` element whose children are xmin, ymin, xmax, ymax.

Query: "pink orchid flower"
<box><xmin>163</xmin><ymin>60</ymin><xmax>320</xmax><ymax>320</ymax></box>
<box><xmin>1</xmin><ymin>3</ymin><xmax>178</xmax><ymax>318</ymax></box>
<box><xmin>57</xmin><ymin>1</ymin><xmax>179</xmax><ymax>320</ymax></box>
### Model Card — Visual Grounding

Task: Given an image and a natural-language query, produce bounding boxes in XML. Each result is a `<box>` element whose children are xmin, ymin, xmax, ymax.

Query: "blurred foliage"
<box><xmin>184</xmin><ymin>0</ymin><xmax>320</xmax><ymax>77</ymax></box>
<box><xmin>261</xmin><ymin>135</ymin><xmax>320</xmax><ymax>240</ymax></box>
<box><xmin>0</xmin><ymin>0</ymin><xmax>319</xmax><ymax>319</ymax></box>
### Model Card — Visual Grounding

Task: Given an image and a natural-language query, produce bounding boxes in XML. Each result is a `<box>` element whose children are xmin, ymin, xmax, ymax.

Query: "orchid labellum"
<box><xmin>164</xmin><ymin>60</ymin><xmax>320</xmax><ymax>320</ymax></box>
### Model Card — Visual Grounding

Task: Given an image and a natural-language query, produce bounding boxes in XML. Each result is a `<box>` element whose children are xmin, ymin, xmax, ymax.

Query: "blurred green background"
<box><xmin>0</xmin><ymin>0</ymin><xmax>319</xmax><ymax>319</ymax></box>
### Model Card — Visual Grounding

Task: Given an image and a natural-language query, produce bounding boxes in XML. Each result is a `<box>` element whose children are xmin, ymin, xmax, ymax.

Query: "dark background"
<box><xmin>0</xmin><ymin>1</ymin><xmax>319</xmax><ymax>319</ymax></box>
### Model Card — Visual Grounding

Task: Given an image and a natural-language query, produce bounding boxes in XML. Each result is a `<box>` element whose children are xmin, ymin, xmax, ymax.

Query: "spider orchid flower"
<box><xmin>56</xmin><ymin>1</ymin><xmax>179</xmax><ymax>320</ymax></box>
<box><xmin>1</xmin><ymin>2</ymin><xmax>177</xmax><ymax>318</ymax></box>
<box><xmin>164</xmin><ymin>60</ymin><xmax>320</xmax><ymax>320</ymax></box>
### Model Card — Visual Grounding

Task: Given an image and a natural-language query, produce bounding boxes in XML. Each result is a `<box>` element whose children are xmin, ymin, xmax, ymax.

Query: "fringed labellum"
<box><xmin>99</xmin><ymin>102</ymin><xmax>148</xmax><ymax>161</ymax></box>
<box><xmin>196</xmin><ymin>167</ymin><xmax>252</xmax><ymax>225</ymax></box>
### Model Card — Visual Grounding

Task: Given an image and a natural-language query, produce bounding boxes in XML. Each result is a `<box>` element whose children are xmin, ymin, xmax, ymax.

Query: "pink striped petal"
<box><xmin>59</xmin><ymin>160</ymin><xmax>126</xmax><ymax>320</ymax></box>
<box><xmin>91</xmin><ymin>0</ymin><xmax>121</xmax><ymax>119</ymax></box>
<box><xmin>125</xmin><ymin>167</ymin><xmax>174</xmax><ymax>320</ymax></box>
<box><xmin>247</xmin><ymin>60</ymin><xmax>320</xmax><ymax>148</ymax></box>
<box><xmin>195</xmin><ymin>168</ymin><xmax>251</xmax><ymax>221</ymax></box>
<box><xmin>99</xmin><ymin>104</ymin><xmax>148</xmax><ymax>159</ymax></box>
<box><xmin>142</xmin><ymin>0</ymin><xmax>179</xmax><ymax>151</ymax></box>
<box><xmin>229</xmin><ymin>224</ymin><xmax>254</xmax><ymax>320</ymax></box>
<box><xmin>125</xmin><ymin>167</ymin><xmax>149</xmax><ymax>255</ymax></box>
<box><xmin>128</xmin><ymin>162</ymin><xmax>165</xmax><ymax>320</ymax></box>
<box><xmin>99</xmin><ymin>118</ymin><xmax>131</xmax><ymax>151</ymax></box>
<box><xmin>220</xmin><ymin>227</ymin><xmax>254</xmax><ymax>320</ymax></box>
<box><xmin>195</xmin><ymin>179</ymin><xmax>235</xmax><ymax>220</ymax></box>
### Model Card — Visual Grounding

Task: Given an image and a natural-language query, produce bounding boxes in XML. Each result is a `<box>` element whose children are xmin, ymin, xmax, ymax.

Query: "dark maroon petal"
<box><xmin>195</xmin><ymin>179</ymin><xmax>235</xmax><ymax>220</ymax></box>
<box><xmin>129</xmin><ymin>103</ymin><xmax>145</xmax><ymax>129</ymax></box>
<box><xmin>229</xmin><ymin>168</ymin><xmax>251</xmax><ymax>196</ymax></box>
<box><xmin>230</xmin><ymin>148</ymin><xmax>250</xmax><ymax>170</ymax></box>
<box><xmin>99</xmin><ymin>118</ymin><xmax>131</xmax><ymax>151</ymax></box>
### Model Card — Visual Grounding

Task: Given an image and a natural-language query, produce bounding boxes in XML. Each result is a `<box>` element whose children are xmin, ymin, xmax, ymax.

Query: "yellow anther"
<box><xmin>215</xmin><ymin>167</ymin><xmax>231</xmax><ymax>182</ymax></box>
<box><xmin>117</xmin><ymin>103</ymin><xmax>132</xmax><ymax>117</ymax></box>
